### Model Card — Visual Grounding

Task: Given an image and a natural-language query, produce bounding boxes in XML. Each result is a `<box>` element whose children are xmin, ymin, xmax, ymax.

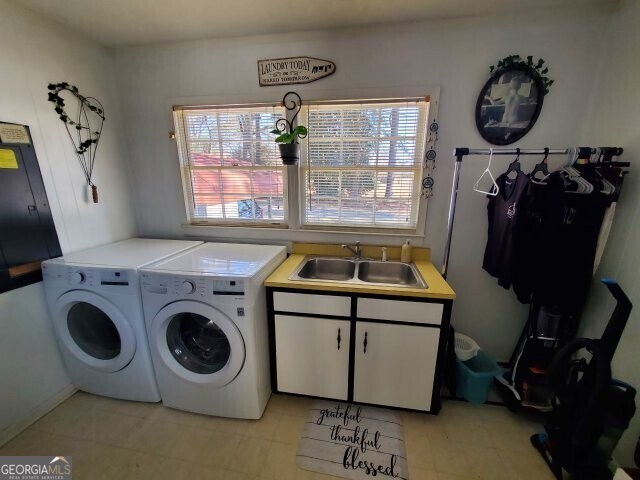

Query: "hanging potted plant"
<box><xmin>271</xmin><ymin>91</ymin><xmax>307</xmax><ymax>165</ymax></box>
<box><xmin>271</xmin><ymin>124</ymin><xmax>308</xmax><ymax>165</ymax></box>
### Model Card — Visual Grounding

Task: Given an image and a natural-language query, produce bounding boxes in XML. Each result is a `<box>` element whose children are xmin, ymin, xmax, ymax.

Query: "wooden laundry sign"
<box><xmin>257</xmin><ymin>56</ymin><xmax>336</xmax><ymax>86</ymax></box>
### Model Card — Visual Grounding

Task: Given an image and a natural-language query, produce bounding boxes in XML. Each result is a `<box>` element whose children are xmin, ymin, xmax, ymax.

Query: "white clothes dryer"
<box><xmin>140</xmin><ymin>243</ymin><xmax>286</xmax><ymax>418</ymax></box>
<box><xmin>42</xmin><ymin>238</ymin><xmax>202</xmax><ymax>402</ymax></box>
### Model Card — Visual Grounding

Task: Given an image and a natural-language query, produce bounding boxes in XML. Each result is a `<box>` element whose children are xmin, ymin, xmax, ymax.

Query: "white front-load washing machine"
<box><xmin>42</xmin><ymin>238</ymin><xmax>202</xmax><ymax>402</ymax></box>
<box><xmin>140</xmin><ymin>242</ymin><xmax>286</xmax><ymax>418</ymax></box>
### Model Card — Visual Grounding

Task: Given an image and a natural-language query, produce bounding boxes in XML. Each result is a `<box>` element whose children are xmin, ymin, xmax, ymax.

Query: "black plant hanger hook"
<box><xmin>274</xmin><ymin>91</ymin><xmax>306</xmax><ymax>138</ymax></box>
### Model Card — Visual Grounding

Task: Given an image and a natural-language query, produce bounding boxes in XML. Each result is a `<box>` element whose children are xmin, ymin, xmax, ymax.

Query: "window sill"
<box><xmin>188</xmin><ymin>221</ymin><xmax>289</xmax><ymax>229</ymax></box>
<box><xmin>181</xmin><ymin>223</ymin><xmax>426</xmax><ymax>245</ymax></box>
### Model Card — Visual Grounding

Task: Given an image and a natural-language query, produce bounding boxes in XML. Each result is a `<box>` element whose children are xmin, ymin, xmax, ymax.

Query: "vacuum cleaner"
<box><xmin>531</xmin><ymin>279</ymin><xmax>636</xmax><ymax>480</ymax></box>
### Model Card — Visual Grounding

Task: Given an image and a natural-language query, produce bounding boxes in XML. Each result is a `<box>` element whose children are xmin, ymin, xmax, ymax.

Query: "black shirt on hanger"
<box><xmin>552</xmin><ymin>190</ymin><xmax>609</xmax><ymax>312</ymax></box>
<box><xmin>512</xmin><ymin>172</ymin><xmax>565</xmax><ymax>304</ymax></box>
<box><xmin>483</xmin><ymin>171</ymin><xmax>530</xmax><ymax>289</ymax></box>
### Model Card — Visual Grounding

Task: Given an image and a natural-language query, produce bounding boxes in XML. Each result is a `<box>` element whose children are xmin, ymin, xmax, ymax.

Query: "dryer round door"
<box><xmin>53</xmin><ymin>291</ymin><xmax>137</xmax><ymax>373</ymax></box>
<box><xmin>151</xmin><ymin>301</ymin><xmax>245</xmax><ymax>386</ymax></box>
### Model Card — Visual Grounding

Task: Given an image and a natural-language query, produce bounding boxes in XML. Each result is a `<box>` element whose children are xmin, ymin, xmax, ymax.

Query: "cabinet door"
<box><xmin>354</xmin><ymin>322</ymin><xmax>440</xmax><ymax>410</ymax></box>
<box><xmin>275</xmin><ymin>314</ymin><xmax>350</xmax><ymax>400</ymax></box>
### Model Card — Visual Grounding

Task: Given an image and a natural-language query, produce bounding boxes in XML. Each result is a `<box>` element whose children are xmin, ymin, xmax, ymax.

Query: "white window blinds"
<box><xmin>174</xmin><ymin>105</ymin><xmax>287</xmax><ymax>224</ymax></box>
<box><xmin>301</xmin><ymin>99</ymin><xmax>428</xmax><ymax>229</ymax></box>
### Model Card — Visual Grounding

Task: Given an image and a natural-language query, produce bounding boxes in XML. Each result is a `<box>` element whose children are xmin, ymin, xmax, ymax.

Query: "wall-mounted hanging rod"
<box><xmin>441</xmin><ymin>146</ymin><xmax>624</xmax><ymax>279</ymax></box>
<box><xmin>454</xmin><ymin>147</ymin><xmax>570</xmax><ymax>157</ymax></box>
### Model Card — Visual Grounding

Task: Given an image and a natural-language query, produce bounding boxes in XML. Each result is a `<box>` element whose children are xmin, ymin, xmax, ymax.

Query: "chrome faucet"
<box><xmin>341</xmin><ymin>241</ymin><xmax>362</xmax><ymax>259</ymax></box>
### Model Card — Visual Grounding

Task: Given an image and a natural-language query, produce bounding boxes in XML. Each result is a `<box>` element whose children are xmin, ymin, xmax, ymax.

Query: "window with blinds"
<box><xmin>301</xmin><ymin>99</ymin><xmax>428</xmax><ymax>229</ymax></box>
<box><xmin>174</xmin><ymin>105</ymin><xmax>287</xmax><ymax>224</ymax></box>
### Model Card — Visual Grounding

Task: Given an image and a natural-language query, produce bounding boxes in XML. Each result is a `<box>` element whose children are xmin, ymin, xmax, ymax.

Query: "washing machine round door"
<box><xmin>151</xmin><ymin>301</ymin><xmax>245</xmax><ymax>386</ymax></box>
<box><xmin>53</xmin><ymin>291</ymin><xmax>137</xmax><ymax>373</ymax></box>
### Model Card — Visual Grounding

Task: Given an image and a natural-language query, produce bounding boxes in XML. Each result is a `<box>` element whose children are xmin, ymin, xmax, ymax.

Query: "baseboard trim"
<box><xmin>0</xmin><ymin>384</ymin><xmax>77</xmax><ymax>447</ymax></box>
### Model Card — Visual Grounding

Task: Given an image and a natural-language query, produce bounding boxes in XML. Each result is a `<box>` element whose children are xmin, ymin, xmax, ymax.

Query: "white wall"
<box><xmin>114</xmin><ymin>4</ymin><xmax>615</xmax><ymax>360</ymax></box>
<box><xmin>0</xmin><ymin>0</ymin><xmax>137</xmax><ymax>443</ymax></box>
<box><xmin>578</xmin><ymin>0</ymin><xmax>640</xmax><ymax>467</ymax></box>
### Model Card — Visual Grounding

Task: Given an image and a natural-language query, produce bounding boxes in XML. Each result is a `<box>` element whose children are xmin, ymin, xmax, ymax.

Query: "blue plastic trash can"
<box><xmin>455</xmin><ymin>350</ymin><xmax>503</xmax><ymax>404</ymax></box>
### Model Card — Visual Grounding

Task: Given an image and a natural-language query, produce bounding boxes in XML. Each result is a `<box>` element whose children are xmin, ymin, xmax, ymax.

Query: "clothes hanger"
<box><xmin>567</xmin><ymin>171</ymin><xmax>593</xmax><ymax>194</ymax></box>
<box><xmin>588</xmin><ymin>148</ymin><xmax>614</xmax><ymax>195</ymax></box>
<box><xmin>505</xmin><ymin>148</ymin><xmax>522</xmax><ymax>180</ymax></box>
<box><xmin>530</xmin><ymin>147</ymin><xmax>551</xmax><ymax>185</ymax></box>
<box><xmin>576</xmin><ymin>151</ymin><xmax>596</xmax><ymax>193</ymax></box>
<box><xmin>474</xmin><ymin>148</ymin><xmax>499</xmax><ymax>196</ymax></box>
<box><xmin>561</xmin><ymin>149</ymin><xmax>594</xmax><ymax>194</ymax></box>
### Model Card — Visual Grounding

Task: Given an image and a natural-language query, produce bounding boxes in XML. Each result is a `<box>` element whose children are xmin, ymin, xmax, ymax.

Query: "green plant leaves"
<box><xmin>292</xmin><ymin>125</ymin><xmax>307</xmax><ymax>137</ymax></box>
<box><xmin>274</xmin><ymin>133</ymin><xmax>294</xmax><ymax>143</ymax></box>
<box><xmin>272</xmin><ymin>124</ymin><xmax>308</xmax><ymax>144</ymax></box>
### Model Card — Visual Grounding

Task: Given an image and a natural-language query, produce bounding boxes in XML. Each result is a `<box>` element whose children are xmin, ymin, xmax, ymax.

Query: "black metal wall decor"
<box><xmin>476</xmin><ymin>55</ymin><xmax>553</xmax><ymax>145</ymax></box>
<box><xmin>271</xmin><ymin>91</ymin><xmax>308</xmax><ymax>165</ymax></box>
<box><xmin>47</xmin><ymin>82</ymin><xmax>105</xmax><ymax>202</ymax></box>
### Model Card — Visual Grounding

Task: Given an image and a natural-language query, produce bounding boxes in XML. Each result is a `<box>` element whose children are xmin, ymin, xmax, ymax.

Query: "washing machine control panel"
<box><xmin>141</xmin><ymin>273</ymin><xmax>246</xmax><ymax>298</ymax></box>
<box><xmin>180</xmin><ymin>280</ymin><xmax>195</xmax><ymax>294</ymax></box>
<box><xmin>71</xmin><ymin>272</ymin><xmax>85</xmax><ymax>284</ymax></box>
<box><xmin>99</xmin><ymin>270</ymin><xmax>130</xmax><ymax>286</ymax></box>
<box><xmin>42</xmin><ymin>264</ymin><xmax>96</xmax><ymax>287</ymax></box>
<box><xmin>211</xmin><ymin>278</ymin><xmax>245</xmax><ymax>296</ymax></box>
<box><xmin>42</xmin><ymin>264</ymin><xmax>132</xmax><ymax>291</ymax></box>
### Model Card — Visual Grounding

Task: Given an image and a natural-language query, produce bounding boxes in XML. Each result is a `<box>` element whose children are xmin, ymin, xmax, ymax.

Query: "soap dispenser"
<box><xmin>401</xmin><ymin>240</ymin><xmax>412</xmax><ymax>263</ymax></box>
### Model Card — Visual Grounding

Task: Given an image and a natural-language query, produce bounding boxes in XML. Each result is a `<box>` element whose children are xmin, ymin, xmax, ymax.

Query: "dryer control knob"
<box><xmin>71</xmin><ymin>272</ymin><xmax>85</xmax><ymax>284</ymax></box>
<box><xmin>181</xmin><ymin>281</ymin><xmax>195</xmax><ymax>294</ymax></box>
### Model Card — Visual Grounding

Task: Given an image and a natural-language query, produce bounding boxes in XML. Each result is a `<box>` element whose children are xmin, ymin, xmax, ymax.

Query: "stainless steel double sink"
<box><xmin>289</xmin><ymin>256</ymin><xmax>427</xmax><ymax>288</ymax></box>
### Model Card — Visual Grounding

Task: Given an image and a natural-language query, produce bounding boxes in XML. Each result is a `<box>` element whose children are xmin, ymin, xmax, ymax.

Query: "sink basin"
<box><xmin>290</xmin><ymin>256</ymin><xmax>427</xmax><ymax>289</ymax></box>
<box><xmin>358</xmin><ymin>261</ymin><xmax>423</xmax><ymax>286</ymax></box>
<box><xmin>296</xmin><ymin>258</ymin><xmax>356</xmax><ymax>281</ymax></box>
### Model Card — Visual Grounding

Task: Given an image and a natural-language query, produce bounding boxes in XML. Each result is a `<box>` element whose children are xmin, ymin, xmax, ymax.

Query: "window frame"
<box><xmin>297</xmin><ymin>98</ymin><xmax>429</xmax><ymax>232</ymax></box>
<box><xmin>173</xmin><ymin>102</ymin><xmax>289</xmax><ymax>227</ymax></box>
<box><xmin>173</xmin><ymin>88</ymin><xmax>438</xmax><ymax>237</ymax></box>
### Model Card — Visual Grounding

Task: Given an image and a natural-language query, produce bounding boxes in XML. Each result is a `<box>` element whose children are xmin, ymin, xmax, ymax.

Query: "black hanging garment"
<box><xmin>483</xmin><ymin>171</ymin><xmax>530</xmax><ymax>289</ymax></box>
<box><xmin>552</xmin><ymin>190</ymin><xmax>609</xmax><ymax>312</ymax></box>
<box><xmin>512</xmin><ymin>172</ymin><xmax>565</xmax><ymax>304</ymax></box>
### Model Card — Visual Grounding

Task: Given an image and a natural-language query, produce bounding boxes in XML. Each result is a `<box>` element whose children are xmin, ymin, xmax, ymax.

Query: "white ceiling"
<box><xmin>14</xmin><ymin>0</ymin><xmax>615</xmax><ymax>47</ymax></box>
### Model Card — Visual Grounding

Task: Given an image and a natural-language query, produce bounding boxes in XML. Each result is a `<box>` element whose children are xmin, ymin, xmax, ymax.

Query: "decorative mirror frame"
<box><xmin>475</xmin><ymin>56</ymin><xmax>553</xmax><ymax>146</ymax></box>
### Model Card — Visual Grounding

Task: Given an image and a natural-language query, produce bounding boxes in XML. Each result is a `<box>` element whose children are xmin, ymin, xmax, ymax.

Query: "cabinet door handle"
<box><xmin>337</xmin><ymin>328</ymin><xmax>341</xmax><ymax>350</ymax></box>
<box><xmin>363</xmin><ymin>331</ymin><xmax>368</xmax><ymax>354</ymax></box>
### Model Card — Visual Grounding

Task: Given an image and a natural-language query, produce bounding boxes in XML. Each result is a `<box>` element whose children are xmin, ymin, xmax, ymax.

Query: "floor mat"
<box><xmin>297</xmin><ymin>400</ymin><xmax>408</xmax><ymax>480</ymax></box>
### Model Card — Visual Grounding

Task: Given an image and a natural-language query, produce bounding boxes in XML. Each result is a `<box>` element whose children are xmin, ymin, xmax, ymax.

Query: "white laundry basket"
<box><xmin>454</xmin><ymin>332</ymin><xmax>480</xmax><ymax>361</ymax></box>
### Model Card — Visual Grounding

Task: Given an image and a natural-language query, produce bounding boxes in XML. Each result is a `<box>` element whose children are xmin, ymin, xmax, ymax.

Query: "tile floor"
<box><xmin>0</xmin><ymin>392</ymin><xmax>555</xmax><ymax>479</ymax></box>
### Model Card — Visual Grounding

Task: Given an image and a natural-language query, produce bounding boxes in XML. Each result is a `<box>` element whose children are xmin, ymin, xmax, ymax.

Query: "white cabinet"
<box><xmin>274</xmin><ymin>314</ymin><xmax>350</xmax><ymax>400</ymax></box>
<box><xmin>353</xmin><ymin>322</ymin><xmax>440</xmax><ymax>410</ymax></box>
<box><xmin>269</xmin><ymin>288</ymin><xmax>449</xmax><ymax>412</ymax></box>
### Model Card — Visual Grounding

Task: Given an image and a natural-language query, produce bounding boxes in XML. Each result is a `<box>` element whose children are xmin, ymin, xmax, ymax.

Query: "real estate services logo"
<box><xmin>0</xmin><ymin>456</ymin><xmax>72</xmax><ymax>479</ymax></box>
